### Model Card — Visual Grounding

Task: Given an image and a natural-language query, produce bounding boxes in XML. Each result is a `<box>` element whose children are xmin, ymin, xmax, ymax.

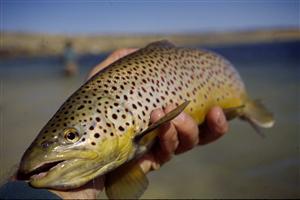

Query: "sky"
<box><xmin>1</xmin><ymin>0</ymin><xmax>299</xmax><ymax>35</ymax></box>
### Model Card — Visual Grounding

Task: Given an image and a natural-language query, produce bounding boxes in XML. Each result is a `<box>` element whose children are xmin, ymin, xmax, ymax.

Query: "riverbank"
<box><xmin>1</xmin><ymin>28</ymin><xmax>299</xmax><ymax>58</ymax></box>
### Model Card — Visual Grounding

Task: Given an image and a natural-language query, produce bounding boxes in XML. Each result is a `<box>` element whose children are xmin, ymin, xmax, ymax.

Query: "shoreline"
<box><xmin>1</xmin><ymin>28</ymin><xmax>299</xmax><ymax>58</ymax></box>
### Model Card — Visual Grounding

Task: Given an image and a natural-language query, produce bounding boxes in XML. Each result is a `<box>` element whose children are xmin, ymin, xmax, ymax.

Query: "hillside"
<box><xmin>1</xmin><ymin>28</ymin><xmax>299</xmax><ymax>58</ymax></box>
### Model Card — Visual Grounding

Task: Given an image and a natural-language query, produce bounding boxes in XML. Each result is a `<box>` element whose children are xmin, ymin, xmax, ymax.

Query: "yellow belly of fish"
<box><xmin>186</xmin><ymin>85</ymin><xmax>247</xmax><ymax>124</ymax></box>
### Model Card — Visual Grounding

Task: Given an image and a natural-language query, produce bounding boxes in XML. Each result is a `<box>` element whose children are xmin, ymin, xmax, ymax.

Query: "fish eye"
<box><xmin>64</xmin><ymin>128</ymin><xmax>79</xmax><ymax>143</ymax></box>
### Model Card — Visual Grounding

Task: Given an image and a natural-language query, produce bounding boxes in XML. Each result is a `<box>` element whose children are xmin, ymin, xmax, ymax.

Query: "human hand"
<box><xmin>138</xmin><ymin>104</ymin><xmax>228</xmax><ymax>173</ymax></box>
<box><xmin>51</xmin><ymin>48</ymin><xmax>229</xmax><ymax>199</ymax></box>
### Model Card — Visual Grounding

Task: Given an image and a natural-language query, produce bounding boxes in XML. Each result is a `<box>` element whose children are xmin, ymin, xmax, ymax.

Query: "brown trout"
<box><xmin>18</xmin><ymin>41</ymin><xmax>274</xmax><ymax>199</ymax></box>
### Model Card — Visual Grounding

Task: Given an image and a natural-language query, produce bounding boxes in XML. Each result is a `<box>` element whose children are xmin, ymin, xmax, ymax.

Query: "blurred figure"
<box><xmin>63</xmin><ymin>40</ymin><xmax>78</xmax><ymax>76</ymax></box>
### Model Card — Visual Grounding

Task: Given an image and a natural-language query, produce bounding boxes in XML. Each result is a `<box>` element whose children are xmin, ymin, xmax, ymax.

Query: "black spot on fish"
<box><xmin>77</xmin><ymin>105</ymin><xmax>84</xmax><ymax>110</ymax></box>
<box><xmin>118</xmin><ymin>126</ymin><xmax>125</xmax><ymax>131</ymax></box>
<box><xmin>112</xmin><ymin>114</ymin><xmax>118</xmax><ymax>119</ymax></box>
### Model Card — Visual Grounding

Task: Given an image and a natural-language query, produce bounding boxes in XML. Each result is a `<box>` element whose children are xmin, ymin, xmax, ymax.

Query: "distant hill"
<box><xmin>1</xmin><ymin>28</ymin><xmax>299</xmax><ymax>58</ymax></box>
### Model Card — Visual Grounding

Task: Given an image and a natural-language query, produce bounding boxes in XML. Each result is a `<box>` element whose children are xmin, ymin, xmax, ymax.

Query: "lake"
<box><xmin>0</xmin><ymin>41</ymin><xmax>299</xmax><ymax>198</ymax></box>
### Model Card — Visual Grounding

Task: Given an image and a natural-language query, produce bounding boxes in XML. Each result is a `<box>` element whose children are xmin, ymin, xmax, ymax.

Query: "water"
<box><xmin>0</xmin><ymin>41</ymin><xmax>299</xmax><ymax>198</ymax></box>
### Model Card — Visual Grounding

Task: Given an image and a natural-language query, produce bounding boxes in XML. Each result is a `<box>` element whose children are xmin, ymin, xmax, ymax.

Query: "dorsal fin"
<box><xmin>145</xmin><ymin>40</ymin><xmax>176</xmax><ymax>49</ymax></box>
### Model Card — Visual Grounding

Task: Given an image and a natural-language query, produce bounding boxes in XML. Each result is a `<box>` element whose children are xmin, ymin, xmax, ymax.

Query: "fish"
<box><xmin>18</xmin><ymin>40</ymin><xmax>274</xmax><ymax>199</ymax></box>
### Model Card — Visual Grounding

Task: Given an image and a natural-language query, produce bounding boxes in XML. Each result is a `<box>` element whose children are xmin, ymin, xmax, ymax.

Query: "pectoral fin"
<box><xmin>223</xmin><ymin>104</ymin><xmax>245</xmax><ymax>120</ymax></box>
<box><xmin>105</xmin><ymin>160</ymin><xmax>148</xmax><ymax>199</ymax></box>
<box><xmin>134</xmin><ymin>100</ymin><xmax>190</xmax><ymax>145</ymax></box>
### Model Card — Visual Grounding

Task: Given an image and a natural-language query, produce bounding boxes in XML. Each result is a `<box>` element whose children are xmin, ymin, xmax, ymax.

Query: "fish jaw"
<box><xmin>19</xmin><ymin>126</ymin><xmax>137</xmax><ymax>190</ymax></box>
<box><xmin>29</xmin><ymin>158</ymin><xmax>100</xmax><ymax>189</ymax></box>
<box><xmin>19</xmin><ymin>147</ymin><xmax>100</xmax><ymax>189</ymax></box>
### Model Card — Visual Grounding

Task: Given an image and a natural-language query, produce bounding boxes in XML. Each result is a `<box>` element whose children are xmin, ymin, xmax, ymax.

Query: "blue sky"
<box><xmin>1</xmin><ymin>0</ymin><xmax>299</xmax><ymax>35</ymax></box>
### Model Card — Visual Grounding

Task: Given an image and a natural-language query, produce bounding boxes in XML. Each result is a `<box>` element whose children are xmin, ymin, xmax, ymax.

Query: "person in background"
<box><xmin>63</xmin><ymin>40</ymin><xmax>78</xmax><ymax>76</ymax></box>
<box><xmin>0</xmin><ymin>49</ymin><xmax>229</xmax><ymax>199</ymax></box>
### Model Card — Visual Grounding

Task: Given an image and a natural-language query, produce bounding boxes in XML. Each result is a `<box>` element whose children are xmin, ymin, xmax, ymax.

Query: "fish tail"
<box><xmin>240</xmin><ymin>99</ymin><xmax>275</xmax><ymax>134</ymax></box>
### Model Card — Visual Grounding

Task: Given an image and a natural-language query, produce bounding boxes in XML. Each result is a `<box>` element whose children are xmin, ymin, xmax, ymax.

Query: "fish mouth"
<box><xmin>29</xmin><ymin>160</ymin><xmax>66</xmax><ymax>180</ymax></box>
<box><xmin>19</xmin><ymin>157</ymin><xmax>104</xmax><ymax>190</ymax></box>
<box><xmin>17</xmin><ymin>149</ymin><xmax>101</xmax><ymax>189</ymax></box>
<box><xmin>18</xmin><ymin>159</ymin><xmax>66</xmax><ymax>181</ymax></box>
<box><xmin>18</xmin><ymin>158</ymin><xmax>88</xmax><ymax>189</ymax></box>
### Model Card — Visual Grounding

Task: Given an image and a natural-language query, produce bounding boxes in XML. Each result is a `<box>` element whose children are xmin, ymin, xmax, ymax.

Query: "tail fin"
<box><xmin>241</xmin><ymin>100</ymin><xmax>275</xmax><ymax>131</ymax></box>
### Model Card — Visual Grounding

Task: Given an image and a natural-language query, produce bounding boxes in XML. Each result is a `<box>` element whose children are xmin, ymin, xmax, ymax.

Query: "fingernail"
<box><xmin>217</xmin><ymin>111</ymin><xmax>226</xmax><ymax>128</ymax></box>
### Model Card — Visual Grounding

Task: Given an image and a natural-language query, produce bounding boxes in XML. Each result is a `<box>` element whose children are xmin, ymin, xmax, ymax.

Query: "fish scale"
<box><xmin>18</xmin><ymin>40</ymin><xmax>274</xmax><ymax>199</ymax></box>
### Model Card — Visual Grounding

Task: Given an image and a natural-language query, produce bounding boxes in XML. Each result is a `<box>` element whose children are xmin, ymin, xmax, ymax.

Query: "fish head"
<box><xmin>18</xmin><ymin>95</ymin><xmax>136</xmax><ymax>189</ymax></box>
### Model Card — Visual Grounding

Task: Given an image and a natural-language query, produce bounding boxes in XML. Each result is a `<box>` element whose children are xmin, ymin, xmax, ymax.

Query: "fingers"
<box><xmin>164</xmin><ymin>105</ymin><xmax>199</xmax><ymax>155</ymax></box>
<box><xmin>140</xmin><ymin>105</ymin><xmax>200</xmax><ymax>172</ymax></box>
<box><xmin>86</xmin><ymin>48</ymin><xmax>138</xmax><ymax>80</ymax></box>
<box><xmin>150</xmin><ymin>108</ymin><xmax>179</xmax><ymax>164</ymax></box>
<box><xmin>151</xmin><ymin>105</ymin><xmax>228</xmax><ymax>157</ymax></box>
<box><xmin>138</xmin><ymin>152</ymin><xmax>161</xmax><ymax>174</ymax></box>
<box><xmin>139</xmin><ymin>105</ymin><xmax>229</xmax><ymax>174</ymax></box>
<box><xmin>198</xmin><ymin>106</ymin><xmax>228</xmax><ymax>145</ymax></box>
